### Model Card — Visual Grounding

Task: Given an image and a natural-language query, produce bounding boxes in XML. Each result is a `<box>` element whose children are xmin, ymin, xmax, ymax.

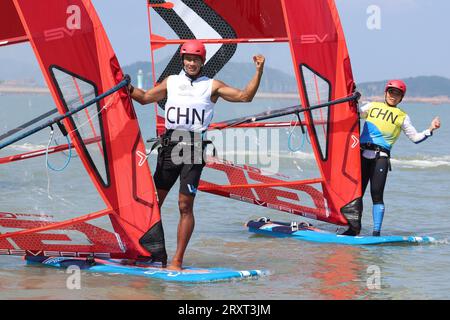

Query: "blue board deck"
<box><xmin>247</xmin><ymin>219</ymin><xmax>436</xmax><ymax>245</ymax></box>
<box><xmin>25</xmin><ymin>256</ymin><xmax>266</xmax><ymax>283</ymax></box>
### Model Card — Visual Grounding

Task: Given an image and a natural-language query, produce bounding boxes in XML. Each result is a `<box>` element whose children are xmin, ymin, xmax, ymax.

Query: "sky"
<box><xmin>336</xmin><ymin>0</ymin><xmax>450</xmax><ymax>82</ymax></box>
<box><xmin>1</xmin><ymin>0</ymin><xmax>450</xmax><ymax>83</ymax></box>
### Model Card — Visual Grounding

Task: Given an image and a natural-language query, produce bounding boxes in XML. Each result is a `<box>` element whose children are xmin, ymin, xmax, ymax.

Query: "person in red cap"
<box><xmin>343</xmin><ymin>80</ymin><xmax>441</xmax><ymax>236</ymax></box>
<box><xmin>128</xmin><ymin>40</ymin><xmax>265</xmax><ymax>270</ymax></box>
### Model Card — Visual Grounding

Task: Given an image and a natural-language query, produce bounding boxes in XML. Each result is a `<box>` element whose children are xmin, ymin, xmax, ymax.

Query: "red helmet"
<box><xmin>180</xmin><ymin>40</ymin><xmax>206</xmax><ymax>62</ymax></box>
<box><xmin>385</xmin><ymin>80</ymin><xmax>407</xmax><ymax>95</ymax></box>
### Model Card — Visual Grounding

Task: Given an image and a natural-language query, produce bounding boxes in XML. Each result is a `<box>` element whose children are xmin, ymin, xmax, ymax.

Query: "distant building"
<box><xmin>137</xmin><ymin>69</ymin><xmax>144</xmax><ymax>89</ymax></box>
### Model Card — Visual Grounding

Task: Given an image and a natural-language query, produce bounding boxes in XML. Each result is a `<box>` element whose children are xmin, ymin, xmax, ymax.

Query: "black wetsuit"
<box><xmin>361</xmin><ymin>155</ymin><xmax>389</xmax><ymax>206</ymax></box>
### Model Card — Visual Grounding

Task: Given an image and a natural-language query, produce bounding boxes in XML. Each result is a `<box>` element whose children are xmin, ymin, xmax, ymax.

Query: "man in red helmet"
<box><xmin>343</xmin><ymin>80</ymin><xmax>441</xmax><ymax>236</ymax></box>
<box><xmin>128</xmin><ymin>40</ymin><xmax>265</xmax><ymax>270</ymax></box>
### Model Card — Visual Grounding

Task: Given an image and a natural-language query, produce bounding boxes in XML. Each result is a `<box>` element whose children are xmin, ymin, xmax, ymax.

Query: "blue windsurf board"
<box><xmin>247</xmin><ymin>218</ymin><xmax>436</xmax><ymax>245</ymax></box>
<box><xmin>25</xmin><ymin>256</ymin><xmax>266</xmax><ymax>283</ymax></box>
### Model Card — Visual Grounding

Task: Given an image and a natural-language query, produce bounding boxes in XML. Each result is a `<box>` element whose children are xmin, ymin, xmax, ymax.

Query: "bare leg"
<box><xmin>167</xmin><ymin>193</ymin><xmax>195</xmax><ymax>270</ymax></box>
<box><xmin>156</xmin><ymin>188</ymin><xmax>170</xmax><ymax>207</ymax></box>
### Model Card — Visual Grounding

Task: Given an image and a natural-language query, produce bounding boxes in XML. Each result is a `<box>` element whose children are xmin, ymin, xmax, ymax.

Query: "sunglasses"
<box><xmin>387</xmin><ymin>88</ymin><xmax>403</xmax><ymax>96</ymax></box>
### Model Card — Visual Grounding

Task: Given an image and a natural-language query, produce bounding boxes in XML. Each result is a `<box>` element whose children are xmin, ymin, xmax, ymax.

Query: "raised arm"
<box><xmin>402</xmin><ymin>115</ymin><xmax>440</xmax><ymax>144</ymax></box>
<box><xmin>428</xmin><ymin>116</ymin><xmax>441</xmax><ymax>132</ymax></box>
<box><xmin>129</xmin><ymin>77</ymin><xmax>168</xmax><ymax>105</ymax></box>
<box><xmin>211</xmin><ymin>55</ymin><xmax>265</xmax><ymax>103</ymax></box>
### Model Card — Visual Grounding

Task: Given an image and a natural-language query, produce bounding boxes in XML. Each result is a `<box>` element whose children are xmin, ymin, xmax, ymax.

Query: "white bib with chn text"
<box><xmin>165</xmin><ymin>74</ymin><xmax>215</xmax><ymax>132</ymax></box>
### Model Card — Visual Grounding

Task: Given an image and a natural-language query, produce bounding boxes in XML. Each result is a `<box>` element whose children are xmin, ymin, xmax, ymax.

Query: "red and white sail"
<box><xmin>148</xmin><ymin>0</ymin><xmax>361</xmax><ymax>226</ymax></box>
<box><xmin>0</xmin><ymin>0</ymin><xmax>163</xmax><ymax>259</ymax></box>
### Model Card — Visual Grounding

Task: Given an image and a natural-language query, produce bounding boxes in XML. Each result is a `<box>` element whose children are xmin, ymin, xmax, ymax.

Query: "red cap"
<box><xmin>385</xmin><ymin>80</ymin><xmax>407</xmax><ymax>95</ymax></box>
<box><xmin>180</xmin><ymin>40</ymin><xmax>206</xmax><ymax>62</ymax></box>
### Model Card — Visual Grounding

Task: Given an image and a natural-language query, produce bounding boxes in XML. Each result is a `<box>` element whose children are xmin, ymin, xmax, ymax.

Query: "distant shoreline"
<box><xmin>362</xmin><ymin>95</ymin><xmax>450</xmax><ymax>105</ymax></box>
<box><xmin>0</xmin><ymin>85</ymin><xmax>49</xmax><ymax>94</ymax></box>
<box><xmin>1</xmin><ymin>86</ymin><xmax>449</xmax><ymax>104</ymax></box>
<box><xmin>255</xmin><ymin>92</ymin><xmax>450</xmax><ymax>104</ymax></box>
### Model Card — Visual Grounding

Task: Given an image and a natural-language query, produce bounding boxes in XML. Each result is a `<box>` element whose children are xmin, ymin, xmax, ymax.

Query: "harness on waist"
<box><xmin>147</xmin><ymin>129</ymin><xmax>216</xmax><ymax>165</ymax></box>
<box><xmin>360</xmin><ymin>142</ymin><xmax>390</xmax><ymax>157</ymax></box>
<box><xmin>360</xmin><ymin>142</ymin><xmax>392</xmax><ymax>171</ymax></box>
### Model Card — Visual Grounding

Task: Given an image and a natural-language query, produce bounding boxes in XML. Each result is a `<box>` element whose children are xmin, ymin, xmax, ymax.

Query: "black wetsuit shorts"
<box><xmin>153</xmin><ymin>143</ymin><xmax>206</xmax><ymax>197</ymax></box>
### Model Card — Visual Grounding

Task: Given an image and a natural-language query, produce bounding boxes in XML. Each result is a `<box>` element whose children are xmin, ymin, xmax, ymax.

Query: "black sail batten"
<box><xmin>0</xmin><ymin>108</ymin><xmax>58</xmax><ymax>142</ymax></box>
<box><xmin>214</xmin><ymin>92</ymin><xmax>361</xmax><ymax>130</ymax></box>
<box><xmin>0</xmin><ymin>79</ymin><xmax>129</xmax><ymax>151</ymax></box>
<box><xmin>150</xmin><ymin>0</ymin><xmax>237</xmax><ymax>110</ymax></box>
<box><xmin>0</xmin><ymin>88</ymin><xmax>98</xmax><ymax>144</ymax></box>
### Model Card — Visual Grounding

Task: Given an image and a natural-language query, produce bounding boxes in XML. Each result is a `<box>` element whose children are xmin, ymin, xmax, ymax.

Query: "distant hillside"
<box><xmin>357</xmin><ymin>76</ymin><xmax>450</xmax><ymax>98</ymax></box>
<box><xmin>2</xmin><ymin>56</ymin><xmax>450</xmax><ymax>101</ymax></box>
<box><xmin>123</xmin><ymin>63</ymin><xmax>450</xmax><ymax>99</ymax></box>
<box><xmin>122</xmin><ymin>61</ymin><xmax>297</xmax><ymax>92</ymax></box>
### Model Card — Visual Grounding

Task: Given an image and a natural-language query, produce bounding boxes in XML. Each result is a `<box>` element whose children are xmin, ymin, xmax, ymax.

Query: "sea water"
<box><xmin>0</xmin><ymin>94</ymin><xmax>449</xmax><ymax>300</ymax></box>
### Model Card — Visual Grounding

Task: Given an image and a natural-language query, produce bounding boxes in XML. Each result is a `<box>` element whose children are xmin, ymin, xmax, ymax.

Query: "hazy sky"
<box><xmin>336</xmin><ymin>0</ymin><xmax>450</xmax><ymax>82</ymax></box>
<box><xmin>1</xmin><ymin>0</ymin><xmax>449</xmax><ymax>83</ymax></box>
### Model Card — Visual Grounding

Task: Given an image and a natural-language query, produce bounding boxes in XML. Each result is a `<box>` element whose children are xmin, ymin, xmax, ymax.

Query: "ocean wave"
<box><xmin>391</xmin><ymin>155</ymin><xmax>450</xmax><ymax>168</ymax></box>
<box><xmin>146</xmin><ymin>149</ymin><xmax>316</xmax><ymax>160</ymax></box>
<box><xmin>9</xmin><ymin>143</ymin><xmax>47</xmax><ymax>151</ymax></box>
<box><xmin>93</xmin><ymin>146</ymin><xmax>450</xmax><ymax>169</ymax></box>
<box><xmin>217</xmin><ymin>152</ymin><xmax>450</xmax><ymax>168</ymax></box>
<box><xmin>217</xmin><ymin>150</ymin><xmax>315</xmax><ymax>160</ymax></box>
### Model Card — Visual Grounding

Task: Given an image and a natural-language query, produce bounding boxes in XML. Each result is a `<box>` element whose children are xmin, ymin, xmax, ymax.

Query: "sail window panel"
<box><xmin>300</xmin><ymin>65</ymin><xmax>330</xmax><ymax>161</ymax></box>
<box><xmin>50</xmin><ymin>67</ymin><xmax>109</xmax><ymax>187</ymax></box>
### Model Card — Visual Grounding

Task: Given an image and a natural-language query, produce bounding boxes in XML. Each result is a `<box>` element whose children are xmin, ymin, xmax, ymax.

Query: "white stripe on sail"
<box><xmin>170</xmin><ymin>0</ymin><xmax>222</xmax><ymax>63</ymax></box>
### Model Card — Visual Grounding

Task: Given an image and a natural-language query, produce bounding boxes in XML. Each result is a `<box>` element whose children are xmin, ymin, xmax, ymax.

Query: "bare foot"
<box><xmin>166</xmin><ymin>259</ymin><xmax>183</xmax><ymax>271</ymax></box>
<box><xmin>166</xmin><ymin>264</ymin><xmax>183</xmax><ymax>271</ymax></box>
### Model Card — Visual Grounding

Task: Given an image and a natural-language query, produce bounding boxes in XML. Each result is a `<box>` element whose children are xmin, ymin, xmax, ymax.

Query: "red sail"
<box><xmin>148</xmin><ymin>0</ymin><xmax>361</xmax><ymax>226</ymax></box>
<box><xmin>0</xmin><ymin>0</ymin><xmax>162</xmax><ymax>259</ymax></box>
<box><xmin>281</xmin><ymin>0</ymin><xmax>361</xmax><ymax>224</ymax></box>
<box><xmin>0</xmin><ymin>1</ymin><xmax>27</xmax><ymax>46</ymax></box>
